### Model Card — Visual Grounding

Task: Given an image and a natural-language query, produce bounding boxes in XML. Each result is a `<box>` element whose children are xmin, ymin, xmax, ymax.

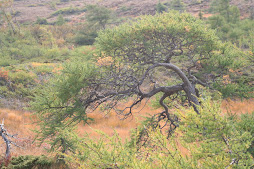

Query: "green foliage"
<box><xmin>177</xmin><ymin>99</ymin><xmax>254</xmax><ymax>168</ymax></box>
<box><xmin>0</xmin><ymin>0</ymin><xmax>19</xmax><ymax>35</ymax></box>
<box><xmin>31</xmin><ymin>55</ymin><xmax>97</xmax><ymax>153</ymax></box>
<box><xmin>97</xmin><ymin>12</ymin><xmax>218</xmax><ymax>57</ymax></box>
<box><xmin>236</xmin><ymin>112</ymin><xmax>254</xmax><ymax>157</ymax></box>
<box><xmin>0</xmin><ymin>68</ymin><xmax>37</xmax><ymax>100</ymax></box>
<box><xmin>51</xmin><ymin>6</ymin><xmax>86</xmax><ymax>17</ymax></box>
<box><xmin>47</xmin><ymin>1</ymin><xmax>56</xmax><ymax>10</ymax></box>
<box><xmin>33</xmin><ymin>65</ymin><xmax>54</xmax><ymax>75</ymax></box>
<box><xmin>119</xmin><ymin>5</ymin><xmax>132</xmax><ymax>12</ymax></box>
<box><xmin>55</xmin><ymin>15</ymin><xmax>65</xmax><ymax>26</ymax></box>
<box><xmin>0</xmin><ymin>32</ymin><xmax>42</xmax><ymax>65</ymax></box>
<box><xmin>74</xmin><ymin>30</ymin><xmax>97</xmax><ymax>46</ymax></box>
<box><xmin>6</xmin><ymin>155</ymin><xmax>53</xmax><ymax>169</ymax></box>
<box><xmin>72</xmin><ymin>5</ymin><xmax>113</xmax><ymax>46</ymax></box>
<box><xmin>156</xmin><ymin>2</ymin><xmax>167</xmax><ymax>13</ymax></box>
<box><xmin>0</xmin><ymin>62</ymin><xmax>63</xmax><ymax>106</ymax></box>
<box><xmin>97</xmin><ymin>11</ymin><xmax>244</xmax><ymax>95</ymax></box>
<box><xmin>210</xmin><ymin>0</ymin><xmax>240</xmax><ymax>23</ymax></box>
<box><xmin>8</xmin><ymin>70</ymin><xmax>36</xmax><ymax>84</ymax></box>
<box><xmin>0</xmin><ymin>24</ymin><xmax>72</xmax><ymax>66</ymax></box>
<box><xmin>64</xmin><ymin>99</ymin><xmax>254</xmax><ymax>168</ymax></box>
<box><xmin>35</xmin><ymin>17</ymin><xmax>48</xmax><ymax>25</ymax></box>
<box><xmin>213</xmin><ymin>79</ymin><xmax>254</xmax><ymax>98</ymax></box>
<box><xmin>85</xmin><ymin>5</ymin><xmax>113</xmax><ymax>29</ymax></box>
<box><xmin>27</xmin><ymin>11</ymin><xmax>254</xmax><ymax>167</ymax></box>
<box><xmin>0</xmin><ymin>42</ymin><xmax>94</xmax><ymax>106</ymax></box>
<box><xmin>170</xmin><ymin>0</ymin><xmax>185</xmax><ymax>12</ymax></box>
<box><xmin>208</xmin><ymin>44</ymin><xmax>253</xmax><ymax>99</ymax></box>
<box><xmin>207</xmin><ymin>1</ymin><xmax>254</xmax><ymax>49</ymax></box>
<box><xmin>208</xmin><ymin>15</ymin><xmax>226</xmax><ymax>29</ymax></box>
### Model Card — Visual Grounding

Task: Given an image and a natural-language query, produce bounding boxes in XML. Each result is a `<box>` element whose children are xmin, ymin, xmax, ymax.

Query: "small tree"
<box><xmin>33</xmin><ymin>12</ymin><xmax>245</xmax><ymax>152</ymax></box>
<box><xmin>32</xmin><ymin>58</ymin><xmax>96</xmax><ymax>155</ymax></box>
<box><xmin>156</xmin><ymin>1</ymin><xmax>167</xmax><ymax>13</ymax></box>
<box><xmin>35</xmin><ymin>17</ymin><xmax>48</xmax><ymax>25</ymax></box>
<box><xmin>170</xmin><ymin>0</ymin><xmax>185</xmax><ymax>12</ymax></box>
<box><xmin>73</xmin><ymin>5</ymin><xmax>113</xmax><ymax>46</ymax></box>
<box><xmin>209</xmin><ymin>0</ymin><xmax>240</xmax><ymax>23</ymax></box>
<box><xmin>55</xmin><ymin>15</ymin><xmax>65</xmax><ymax>26</ymax></box>
<box><xmin>85</xmin><ymin>5</ymin><xmax>112</xmax><ymax>30</ymax></box>
<box><xmin>0</xmin><ymin>0</ymin><xmax>19</xmax><ymax>35</ymax></box>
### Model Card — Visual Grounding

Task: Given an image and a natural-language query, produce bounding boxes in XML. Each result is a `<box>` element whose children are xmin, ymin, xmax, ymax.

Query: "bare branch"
<box><xmin>0</xmin><ymin>118</ymin><xmax>22</xmax><ymax>158</ymax></box>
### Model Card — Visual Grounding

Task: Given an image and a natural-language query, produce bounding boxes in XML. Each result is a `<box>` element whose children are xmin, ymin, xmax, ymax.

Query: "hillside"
<box><xmin>11</xmin><ymin>0</ymin><xmax>254</xmax><ymax>23</ymax></box>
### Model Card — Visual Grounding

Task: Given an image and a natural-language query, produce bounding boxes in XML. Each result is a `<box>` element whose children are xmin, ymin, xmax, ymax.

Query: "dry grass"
<box><xmin>0</xmin><ymin>109</ymin><xmax>48</xmax><ymax>157</ymax></box>
<box><xmin>222</xmin><ymin>98</ymin><xmax>254</xmax><ymax>115</ymax></box>
<box><xmin>79</xmin><ymin>99</ymin><xmax>163</xmax><ymax>140</ymax></box>
<box><xmin>0</xmin><ymin>98</ymin><xmax>253</xmax><ymax>157</ymax></box>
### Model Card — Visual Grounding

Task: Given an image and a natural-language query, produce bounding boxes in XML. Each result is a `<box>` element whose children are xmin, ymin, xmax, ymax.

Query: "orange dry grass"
<box><xmin>30</xmin><ymin>62</ymin><xmax>63</xmax><ymax>74</ymax></box>
<box><xmin>0</xmin><ymin>109</ymin><xmax>48</xmax><ymax>157</ymax></box>
<box><xmin>222</xmin><ymin>98</ymin><xmax>254</xmax><ymax>115</ymax></box>
<box><xmin>30</xmin><ymin>62</ymin><xmax>56</xmax><ymax>67</ymax></box>
<box><xmin>202</xmin><ymin>13</ymin><xmax>213</xmax><ymax>18</ymax></box>
<box><xmin>79</xmin><ymin>98</ymin><xmax>254</xmax><ymax>152</ymax></box>
<box><xmin>79</xmin><ymin>100</ymin><xmax>163</xmax><ymax>140</ymax></box>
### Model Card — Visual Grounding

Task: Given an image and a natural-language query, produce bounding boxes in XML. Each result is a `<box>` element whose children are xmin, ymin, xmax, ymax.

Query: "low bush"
<box><xmin>74</xmin><ymin>31</ymin><xmax>97</xmax><ymax>46</ymax></box>
<box><xmin>50</xmin><ymin>7</ymin><xmax>86</xmax><ymax>17</ymax></box>
<box><xmin>6</xmin><ymin>155</ymin><xmax>53</xmax><ymax>169</ymax></box>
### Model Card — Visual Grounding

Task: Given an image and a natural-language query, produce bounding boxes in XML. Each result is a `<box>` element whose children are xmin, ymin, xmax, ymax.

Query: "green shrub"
<box><xmin>119</xmin><ymin>6</ymin><xmax>131</xmax><ymax>12</ymax></box>
<box><xmin>0</xmin><ymin>57</ymin><xmax>17</xmax><ymax>67</ymax></box>
<box><xmin>213</xmin><ymin>74</ymin><xmax>254</xmax><ymax>99</ymax></box>
<box><xmin>27</xmin><ymin>4</ymin><xmax>37</xmax><ymax>7</ymax></box>
<box><xmin>0</xmin><ymin>86</ymin><xmax>9</xmax><ymax>97</ymax></box>
<box><xmin>55</xmin><ymin>15</ymin><xmax>65</xmax><ymax>26</ymax></box>
<box><xmin>85</xmin><ymin>5</ymin><xmax>113</xmax><ymax>29</ymax></box>
<box><xmin>74</xmin><ymin>31</ymin><xmax>97</xmax><ymax>46</ymax></box>
<box><xmin>8</xmin><ymin>155</ymin><xmax>53</xmax><ymax>169</ymax></box>
<box><xmin>237</xmin><ymin>112</ymin><xmax>254</xmax><ymax>157</ymax></box>
<box><xmin>51</xmin><ymin>7</ymin><xmax>86</xmax><ymax>17</ymax></box>
<box><xmin>33</xmin><ymin>65</ymin><xmax>54</xmax><ymax>76</ymax></box>
<box><xmin>170</xmin><ymin>0</ymin><xmax>185</xmax><ymax>12</ymax></box>
<box><xmin>8</xmin><ymin>71</ymin><xmax>36</xmax><ymax>85</ymax></box>
<box><xmin>35</xmin><ymin>17</ymin><xmax>48</xmax><ymax>25</ymax></box>
<box><xmin>156</xmin><ymin>2</ymin><xmax>167</xmax><ymax>13</ymax></box>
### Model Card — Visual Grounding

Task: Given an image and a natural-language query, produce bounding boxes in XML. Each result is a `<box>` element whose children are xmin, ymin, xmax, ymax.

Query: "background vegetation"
<box><xmin>0</xmin><ymin>0</ymin><xmax>253</xmax><ymax>168</ymax></box>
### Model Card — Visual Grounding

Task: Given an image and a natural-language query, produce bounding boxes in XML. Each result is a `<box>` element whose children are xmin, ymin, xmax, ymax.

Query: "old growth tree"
<box><xmin>33</xmin><ymin>12</ymin><xmax>243</xmax><ymax>152</ymax></box>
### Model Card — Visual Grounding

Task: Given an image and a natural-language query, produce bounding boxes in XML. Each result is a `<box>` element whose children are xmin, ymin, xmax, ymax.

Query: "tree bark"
<box><xmin>147</xmin><ymin>63</ymin><xmax>200</xmax><ymax>113</ymax></box>
<box><xmin>0</xmin><ymin>125</ymin><xmax>11</xmax><ymax>158</ymax></box>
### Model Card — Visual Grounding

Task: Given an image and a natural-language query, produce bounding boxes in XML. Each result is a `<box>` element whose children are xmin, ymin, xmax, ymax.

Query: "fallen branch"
<box><xmin>0</xmin><ymin>119</ymin><xmax>22</xmax><ymax>158</ymax></box>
